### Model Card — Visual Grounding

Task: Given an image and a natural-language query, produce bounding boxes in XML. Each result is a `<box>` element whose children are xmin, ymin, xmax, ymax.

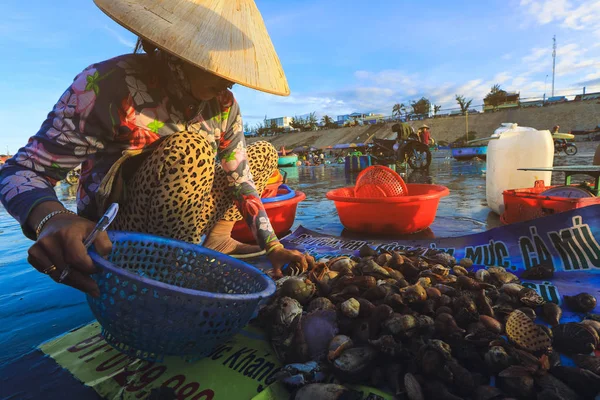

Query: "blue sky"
<box><xmin>1</xmin><ymin>0</ymin><xmax>600</xmax><ymax>152</ymax></box>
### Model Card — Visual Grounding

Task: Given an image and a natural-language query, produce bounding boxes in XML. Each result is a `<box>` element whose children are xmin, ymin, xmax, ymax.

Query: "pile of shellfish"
<box><xmin>255</xmin><ymin>245</ymin><xmax>600</xmax><ymax>400</ymax></box>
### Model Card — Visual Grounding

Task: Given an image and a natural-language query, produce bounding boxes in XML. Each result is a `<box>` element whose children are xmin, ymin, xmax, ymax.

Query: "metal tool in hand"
<box><xmin>58</xmin><ymin>203</ymin><xmax>119</xmax><ymax>283</ymax></box>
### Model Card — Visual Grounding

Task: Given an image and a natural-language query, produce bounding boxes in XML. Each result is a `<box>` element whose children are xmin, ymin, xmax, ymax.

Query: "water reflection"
<box><xmin>55</xmin><ymin>183</ymin><xmax>78</xmax><ymax>209</ymax></box>
<box><xmin>285</xmin><ymin>155</ymin><xmax>499</xmax><ymax>238</ymax></box>
<box><xmin>406</xmin><ymin>169</ymin><xmax>433</xmax><ymax>184</ymax></box>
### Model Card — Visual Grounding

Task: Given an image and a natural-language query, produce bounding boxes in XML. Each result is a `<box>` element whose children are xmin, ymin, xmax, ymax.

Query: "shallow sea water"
<box><xmin>0</xmin><ymin>142</ymin><xmax>597</xmax><ymax>364</ymax></box>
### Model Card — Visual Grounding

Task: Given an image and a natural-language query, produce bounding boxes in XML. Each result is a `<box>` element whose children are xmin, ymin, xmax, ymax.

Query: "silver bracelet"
<box><xmin>35</xmin><ymin>210</ymin><xmax>76</xmax><ymax>238</ymax></box>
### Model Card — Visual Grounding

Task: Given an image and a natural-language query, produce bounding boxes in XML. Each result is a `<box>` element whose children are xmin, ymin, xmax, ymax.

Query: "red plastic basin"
<box><xmin>326</xmin><ymin>184</ymin><xmax>449</xmax><ymax>234</ymax></box>
<box><xmin>231</xmin><ymin>191</ymin><xmax>306</xmax><ymax>244</ymax></box>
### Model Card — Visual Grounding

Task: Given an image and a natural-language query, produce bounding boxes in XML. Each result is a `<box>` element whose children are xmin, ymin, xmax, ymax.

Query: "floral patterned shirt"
<box><xmin>0</xmin><ymin>53</ymin><xmax>279</xmax><ymax>249</ymax></box>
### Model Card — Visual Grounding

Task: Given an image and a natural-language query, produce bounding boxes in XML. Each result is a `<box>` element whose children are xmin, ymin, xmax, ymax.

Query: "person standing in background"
<box><xmin>420</xmin><ymin>125</ymin><xmax>431</xmax><ymax>146</ymax></box>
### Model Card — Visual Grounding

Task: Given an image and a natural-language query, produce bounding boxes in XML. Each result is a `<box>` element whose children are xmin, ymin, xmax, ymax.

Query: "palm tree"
<box><xmin>434</xmin><ymin>105</ymin><xmax>442</xmax><ymax>115</ymax></box>
<box><xmin>455</xmin><ymin>95</ymin><xmax>473</xmax><ymax>115</ymax></box>
<box><xmin>308</xmin><ymin>112</ymin><xmax>318</xmax><ymax>129</ymax></box>
<box><xmin>392</xmin><ymin>103</ymin><xmax>406</xmax><ymax>119</ymax></box>
<box><xmin>321</xmin><ymin>115</ymin><xmax>333</xmax><ymax>126</ymax></box>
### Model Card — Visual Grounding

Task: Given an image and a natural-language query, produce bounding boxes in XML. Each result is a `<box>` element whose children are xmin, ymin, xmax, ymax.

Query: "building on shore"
<box><xmin>520</xmin><ymin>99</ymin><xmax>544</xmax><ymax>108</ymax></box>
<box><xmin>336</xmin><ymin>112</ymin><xmax>385</xmax><ymax>126</ymax></box>
<box><xmin>265</xmin><ymin>116</ymin><xmax>293</xmax><ymax>130</ymax></box>
<box><xmin>483</xmin><ymin>91</ymin><xmax>520</xmax><ymax>112</ymax></box>
<box><xmin>574</xmin><ymin>92</ymin><xmax>600</xmax><ymax>101</ymax></box>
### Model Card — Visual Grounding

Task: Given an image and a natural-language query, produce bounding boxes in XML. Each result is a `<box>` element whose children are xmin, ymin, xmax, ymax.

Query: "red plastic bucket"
<box><xmin>231</xmin><ymin>191</ymin><xmax>306</xmax><ymax>244</ymax></box>
<box><xmin>326</xmin><ymin>184</ymin><xmax>449</xmax><ymax>234</ymax></box>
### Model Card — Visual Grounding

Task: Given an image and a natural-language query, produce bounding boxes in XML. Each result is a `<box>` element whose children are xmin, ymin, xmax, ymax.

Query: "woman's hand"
<box><xmin>27</xmin><ymin>211</ymin><xmax>112</xmax><ymax>297</ymax></box>
<box><xmin>267</xmin><ymin>246</ymin><xmax>314</xmax><ymax>279</ymax></box>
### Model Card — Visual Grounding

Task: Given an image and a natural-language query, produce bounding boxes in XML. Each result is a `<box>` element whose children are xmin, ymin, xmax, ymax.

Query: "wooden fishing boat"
<box><xmin>451</xmin><ymin>144</ymin><xmax>487</xmax><ymax>160</ymax></box>
<box><xmin>278</xmin><ymin>154</ymin><xmax>298</xmax><ymax>167</ymax></box>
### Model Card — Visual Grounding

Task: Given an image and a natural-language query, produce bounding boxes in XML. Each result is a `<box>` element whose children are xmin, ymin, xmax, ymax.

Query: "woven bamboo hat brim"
<box><xmin>94</xmin><ymin>0</ymin><xmax>290</xmax><ymax>96</ymax></box>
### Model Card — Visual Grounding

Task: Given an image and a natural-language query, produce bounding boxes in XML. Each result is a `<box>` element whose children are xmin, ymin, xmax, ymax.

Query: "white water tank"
<box><xmin>486</xmin><ymin>123</ymin><xmax>555</xmax><ymax>215</ymax></box>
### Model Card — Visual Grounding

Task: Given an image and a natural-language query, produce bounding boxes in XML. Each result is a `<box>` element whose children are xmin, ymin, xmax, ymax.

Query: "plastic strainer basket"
<box><xmin>354</xmin><ymin>165</ymin><xmax>408</xmax><ymax>198</ymax></box>
<box><xmin>87</xmin><ymin>231</ymin><xmax>276</xmax><ymax>362</ymax></box>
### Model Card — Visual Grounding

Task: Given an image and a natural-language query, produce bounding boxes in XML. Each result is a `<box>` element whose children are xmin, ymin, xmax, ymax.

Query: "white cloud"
<box><xmin>237</xmin><ymin>0</ymin><xmax>600</xmax><ymax>127</ymax></box>
<box><xmin>103</xmin><ymin>25</ymin><xmax>136</xmax><ymax>49</ymax></box>
<box><xmin>522</xmin><ymin>48</ymin><xmax>549</xmax><ymax>64</ymax></box>
<box><xmin>520</xmin><ymin>0</ymin><xmax>600</xmax><ymax>33</ymax></box>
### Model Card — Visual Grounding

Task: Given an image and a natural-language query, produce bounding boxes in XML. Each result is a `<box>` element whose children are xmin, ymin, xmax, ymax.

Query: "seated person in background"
<box><xmin>552</xmin><ymin>125</ymin><xmax>567</xmax><ymax>149</ymax></box>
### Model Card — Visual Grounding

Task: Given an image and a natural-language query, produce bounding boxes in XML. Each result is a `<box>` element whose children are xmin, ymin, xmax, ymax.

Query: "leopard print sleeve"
<box><xmin>217</xmin><ymin>99</ymin><xmax>280</xmax><ymax>251</ymax></box>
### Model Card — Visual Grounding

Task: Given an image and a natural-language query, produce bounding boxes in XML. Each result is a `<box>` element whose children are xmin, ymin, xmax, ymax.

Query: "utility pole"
<box><xmin>552</xmin><ymin>35</ymin><xmax>556</xmax><ymax>97</ymax></box>
<box><xmin>465</xmin><ymin>110</ymin><xmax>469</xmax><ymax>142</ymax></box>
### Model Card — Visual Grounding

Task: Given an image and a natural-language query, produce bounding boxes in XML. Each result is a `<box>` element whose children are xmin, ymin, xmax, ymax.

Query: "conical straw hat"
<box><xmin>94</xmin><ymin>0</ymin><xmax>290</xmax><ymax>96</ymax></box>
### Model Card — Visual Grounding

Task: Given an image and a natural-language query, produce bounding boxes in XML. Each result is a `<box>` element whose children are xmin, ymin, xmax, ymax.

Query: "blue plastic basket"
<box><xmin>262</xmin><ymin>184</ymin><xmax>296</xmax><ymax>203</ymax></box>
<box><xmin>87</xmin><ymin>231</ymin><xmax>276</xmax><ymax>362</ymax></box>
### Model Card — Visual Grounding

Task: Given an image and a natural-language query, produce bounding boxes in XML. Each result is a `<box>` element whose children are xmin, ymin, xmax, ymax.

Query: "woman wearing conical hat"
<box><xmin>0</xmin><ymin>0</ymin><xmax>311</xmax><ymax>296</ymax></box>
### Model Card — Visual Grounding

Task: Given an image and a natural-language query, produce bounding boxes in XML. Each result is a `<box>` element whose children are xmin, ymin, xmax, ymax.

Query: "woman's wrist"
<box><xmin>265</xmin><ymin>242</ymin><xmax>284</xmax><ymax>256</ymax></box>
<box><xmin>27</xmin><ymin>201</ymin><xmax>70</xmax><ymax>236</ymax></box>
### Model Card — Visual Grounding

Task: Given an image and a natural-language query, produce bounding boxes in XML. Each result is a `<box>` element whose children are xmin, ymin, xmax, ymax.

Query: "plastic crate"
<box><xmin>502</xmin><ymin>180</ymin><xmax>600</xmax><ymax>224</ymax></box>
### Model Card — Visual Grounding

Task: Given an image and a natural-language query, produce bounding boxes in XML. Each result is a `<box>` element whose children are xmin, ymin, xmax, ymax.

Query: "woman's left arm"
<box><xmin>217</xmin><ymin>96</ymin><xmax>279</xmax><ymax>251</ymax></box>
<box><xmin>217</xmin><ymin>95</ymin><xmax>312</xmax><ymax>276</ymax></box>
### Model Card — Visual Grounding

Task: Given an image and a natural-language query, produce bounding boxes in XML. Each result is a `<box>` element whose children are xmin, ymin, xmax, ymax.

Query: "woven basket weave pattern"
<box><xmin>87</xmin><ymin>232</ymin><xmax>273</xmax><ymax>362</ymax></box>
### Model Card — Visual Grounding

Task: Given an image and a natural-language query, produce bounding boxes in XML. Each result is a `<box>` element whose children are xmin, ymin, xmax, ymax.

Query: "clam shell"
<box><xmin>340</xmin><ymin>298</ymin><xmax>360</xmax><ymax>318</ymax></box>
<box><xmin>425</xmin><ymin>287</ymin><xmax>442</xmax><ymax>300</ymax></box>
<box><xmin>518</xmin><ymin>287</ymin><xmax>545</xmax><ymax>307</ymax></box>
<box><xmin>376</xmin><ymin>253</ymin><xmax>392</xmax><ymax>267</ymax></box>
<box><xmin>274</xmin><ymin>297</ymin><xmax>303</xmax><ymax>326</ymax></box>
<box><xmin>573</xmin><ymin>354</ymin><xmax>600</xmax><ymax>375</ymax></box>
<box><xmin>328</xmin><ymin>335</ymin><xmax>353</xmax><ymax>361</ymax></box>
<box><xmin>459</xmin><ymin>257</ymin><xmax>474</xmax><ymax>268</ymax></box>
<box><xmin>505</xmin><ymin>309</ymin><xmax>551</xmax><ymax>353</ymax></box>
<box><xmin>484</xmin><ymin>346</ymin><xmax>511</xmax><ymax>374</ymax></box>
<box><xmin>541</xmin><ymin>302</ymin><xmax>562</xmax><ymax>326</ymax></box>
<box><xmin>488</xmin><ymin>266</ymin><xmax>519</xmax><ymax>284</ymax></box>
<box><xmin>435</xmin><ymin>306</ymin><xmax>453</xmax><ymax>316</ymax></box>
<box><xmin>479</xmin><ymin>315</ymin><xmax>502</xmax><ymax>334</ymax></box>
<box><xmin>501</xmin><ymin>283</ymin><xmax>525</xmax><ymax>296</ymax></box>
<box><xmin>293</xmin><ymin>383</ymin><xmax>355</xmax><ymax>400</ymax></box>
<box><xmin>552</xmin><ymin>323</ymin><xmax>597</xmax><ymax>354</ymax></box>
<box><xmin>328</xmin><ymin>256</ymin><xmax>356</xmax><ymax>273</ymax></box>
<box><xmin>516</xmin><ymin>307</ymin><xmax>537</xmax><ymax>321</ymax></box>
<box><xmin>385</xmin><ymin>314</ymin><xmax>418</xmax><ymax>334</ymax></box>
<box><xmin>520</xmin><ymin>263</ymin><xmax>555</xmax><ymax>280</ymax></box>
<box><xmin>453</xmin><ymin>265</ymin><xmax>469</xmax><ymax>276</ymax></box>
<box><xmin>281</xmin><ymin>277</ymin><xmax>316</xmax><ymax>305</ymax></box>
<box><xmin>497</xmin><ymin>366</ymin><xmax>535</xmax><ymax>399</ymax></box>
<box><xmin>332</xmin><ymin>347</ymin><xmax>377</xmax><ymax>380</ymax></box>
<box><xmin>535</xmin><ymin>373</ymin><xmax>581</xmax><ymax>400</ymax></box>
<box><xmin>564</xmin><ymin>293</ymin><xmax>597</xmax><ymax>313</ymax></box>
<box><xmin>368</xmin><ymin>335</ymin><xmax>403</xmax><ymax>357</ymax></box>
<box><xmin>307</xmin><ymin>297</ymin><xmax>336</xmax><ymax>312</ymax></box>
<box><xmin>475</xmin><ymin>269</ymin><xmax>490</xmax><ymax>282</ymax></box>
<box><xmin>581</xmin><ymin>319</ymin><xmax>600</xmax><ymax>338</ymax></box>
<box><xmin>404</xmin><ymin>373</ymin><xmax>424</xmax><ymax>400</ymax></box>
<box><xmin>550</xmin><ymin>366</ymin><xmax>600</xmax><ymax>399</ymax></box>
<box><xmin>431</xmin><ymin>264</ymin><xmax>450</xmax><ymax>276</ymax></box>
<box><xmin>358</xmin><ymin>244</ymin><xmax>378</xmax><ymax>258</ymax></box>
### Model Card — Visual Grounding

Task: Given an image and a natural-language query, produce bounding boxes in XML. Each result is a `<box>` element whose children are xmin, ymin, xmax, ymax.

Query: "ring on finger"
<box><xmin>58</xmin><ymin>266</ymin><xmax>71</xmax><ymax>283</ymax></box>
<box><xmin>42</xmin><ymin>264</ymin><xmax>58</xmax><ymax>275</ymax></box>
